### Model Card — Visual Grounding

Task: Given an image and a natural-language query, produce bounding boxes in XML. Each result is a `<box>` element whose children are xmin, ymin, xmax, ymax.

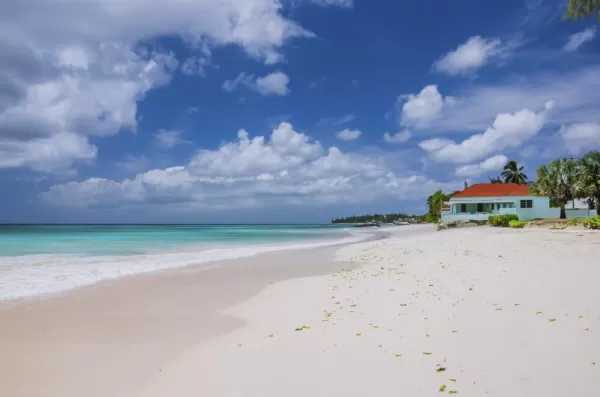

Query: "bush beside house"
<box><xmin>509</xmin><ymin>220</ymin><xmax>526</xmax><ymax>228</ymax></box>
<box><xmin>583</xmin><ymin>216</ymin><xmax>600</xmax><ymax>229</ymax></box>
<box><xmin>488</xmin><ymin>214</ymin><xmax>519</xmax><ymax>227</ymax></box>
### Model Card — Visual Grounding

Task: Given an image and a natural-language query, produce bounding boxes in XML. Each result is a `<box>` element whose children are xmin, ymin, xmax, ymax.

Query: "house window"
<box><xmin>502</xmin><ymin>203</ymin><xmax>507</xmax><ymax>208</ymax></box>
<box><xmin>520</xmin><ymin>200</ymin><xmax>533</xmax><ymax>209</ymax></box>
<box><xmin>477</xmin><ymin>203</ymin><xmax>484</xmax><ymax>212</ymax></box>
<box><xmin>460</xmin><ymin>204</ymin><xmax>467</xmax><ymax>213</ymax></box>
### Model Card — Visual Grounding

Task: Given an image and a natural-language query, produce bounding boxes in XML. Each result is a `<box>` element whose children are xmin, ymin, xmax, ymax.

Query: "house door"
<box><xmin>477</xmin><ymin>203</ymin><xmax>484</xmax><ymax>213</ymax></box>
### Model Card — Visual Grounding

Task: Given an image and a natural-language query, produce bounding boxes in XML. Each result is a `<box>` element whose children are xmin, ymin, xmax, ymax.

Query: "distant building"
<box><xmin>566</xmin><ymin>198</ymin><xmax>590</xmax><ymax>210</ymax></box>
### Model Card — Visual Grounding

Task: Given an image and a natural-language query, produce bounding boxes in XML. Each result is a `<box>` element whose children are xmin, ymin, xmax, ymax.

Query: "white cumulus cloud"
<box><xmin>559</xmin><ymin>122</ymin><xmax>600</xmax><ymax>154</ymax></box>
<box><xmin>398</xmin><ymin>85</ymin><xmax>455</xmax><ymax>129</ymax></box>
<box><xmin>455</xmin><ymin>155</ymin><xmax>509</xmax><ymax>177</ymax></box>
<box><xmin>40</xmin><ymin>122</ymin><xmax>456</xmax><ymax>210</ymax></box>
<box><xmin>393</xmin><ymin>65</ymin><xmax>600</xmax><ymax>134</ymax></box>
<box><xmin>420</xmin><ymin>101</ymin><xmax>553</xmax><ymax>164</ymax></box>
<box><xmin>336</xmin><ymin>128</ymin><xmax>361</xmax><ymax>141</ymax></box>
<box><xmin>0</xmin><ymin>0</ymin><xmax>315</xmax><ymax>173</ymax></box>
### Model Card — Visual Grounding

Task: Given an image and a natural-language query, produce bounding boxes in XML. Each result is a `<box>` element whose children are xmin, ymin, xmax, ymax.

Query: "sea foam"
<box><xmin>0</xmin><ymin>231</ymin><xmax>371</xmax><ymax>300</ymax></box>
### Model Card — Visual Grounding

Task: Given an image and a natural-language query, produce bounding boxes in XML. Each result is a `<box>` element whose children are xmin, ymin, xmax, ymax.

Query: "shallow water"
<box><xmin>0</xmin><ymin>224</ymin><xmax>368</xmax><ymax>300</ymax></box>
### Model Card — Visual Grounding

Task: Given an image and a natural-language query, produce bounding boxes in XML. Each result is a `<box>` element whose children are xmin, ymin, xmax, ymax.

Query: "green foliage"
<box><xmin>564</xmin><ymin>0</ymin><xmax>600</xmax><ymax>20</ymax></box>
<box><xmin>426</xmin><ymin>189</ymin><xmax>460</xmax><ymax>222</ymax></box>
<box><xmin>583</xmin><ymin>216</ymin><xmax>600</xmax><ymax>229</ymax></box>
<box><xmin>531</xmin><ymin>159</ymin><xmax>577</xmax><ymax>219</ymax></box>
<box><xmin>424</xmin><ymin>212</ymin><xmax>439</xmax><ymax>223</ymax></box>
<box><xmin>331</xmin><ymin>213</ymin><xmax>425</xmax><ymax>224</ymax></box>
<box><xmin>488</xmin><ymin>176</ymin><xmax>503</xmax><ymax>184</ymax></box>
<box><xmin>501</xmin><ymin>160</ymin><xmax>528</xmax><ymax>184</ymax></box>
<box><xmin>574</xmin><ymin>151</ymin><xmax>600</xmax><ymax>210</ymax></box>
<box><xmin>488</xmin><ymin>214</ymin><xmax>519</xmax><ymax>227</ymax></box>
<box><xmin>509</xmin><ymin>220</ymin><xmax>526</xmax><ymax>228</ymax></box>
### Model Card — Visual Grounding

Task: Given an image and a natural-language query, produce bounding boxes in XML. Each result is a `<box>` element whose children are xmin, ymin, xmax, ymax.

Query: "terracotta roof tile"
<box><xmin>452</xmin><ymin>183</ymin><xmax>531</xmax><ymax>198</ymax></box>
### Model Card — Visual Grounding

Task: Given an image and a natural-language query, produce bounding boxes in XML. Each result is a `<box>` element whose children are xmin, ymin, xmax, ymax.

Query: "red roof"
<box><xmin>452</xmin><ymin>183</ymin><xmax>531</xmax><ymax>198</ymax></box>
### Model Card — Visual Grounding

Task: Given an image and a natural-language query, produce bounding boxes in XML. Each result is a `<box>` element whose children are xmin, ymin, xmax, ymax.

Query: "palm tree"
<box><xmin>574</xmin><ymin>151</ymin><xmax>600</xmax><ymax>209</ymax></box>
<box><xmin>531</xmin><ymin>159</ymin><xmax>577</xmax><ymax>218</ymax></box>
<box><xmin>501</xmin><ymin>161</ymin><xmax>527</xmax><ymax>184</ymax></box>
<box><xmin>427</xmin><ymin>190</ymin><xmax>455</xmax><ymax>220</ymax></box>
<box><xmin>488</xmin><ymin>176</ymin><xmax>503</xmax><ymax>184</ymax></box>
<box><xmin>427</xmin><ymin>190</ymin><xmax>445</xmax><ymax>219</ymax></box>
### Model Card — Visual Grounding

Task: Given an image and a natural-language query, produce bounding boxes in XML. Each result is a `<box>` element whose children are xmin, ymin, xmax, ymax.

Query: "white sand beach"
<box><xmin>1</xmin><ymin>225</ymin><xmax>599</xmax><ymax>397</ymax></box>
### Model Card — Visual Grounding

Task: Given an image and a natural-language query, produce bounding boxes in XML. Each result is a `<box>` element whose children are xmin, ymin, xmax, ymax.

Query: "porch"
<box><xmin>441</xmin><ymin>201</ymin><xmax>517</xmax><ymax>223</ymax></box>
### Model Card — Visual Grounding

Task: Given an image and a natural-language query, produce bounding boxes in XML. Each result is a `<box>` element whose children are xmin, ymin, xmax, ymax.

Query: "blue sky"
<box><xmin>1</xmin><ymin>0</ymin><xmax>599</xmax><ymax>223</ymax></box>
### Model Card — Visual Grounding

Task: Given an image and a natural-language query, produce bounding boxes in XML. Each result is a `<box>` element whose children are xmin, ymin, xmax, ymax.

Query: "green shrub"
<box><xmin>509</xmin><ymin>220</ymin><xmax>526</xmax><ymax>228</ymax></box>
<box><xmin>488</xmin><ymin>214</ymin><xmax>519</xmax><ymax>227</ymax></box>
<box><xmin>568</xmin><ymin>218</ymin><xmax>581</xmax><ymax>226</ymax></box>
<box><xmin>583</xmin><ymin>216</ymin><xmax>600</xmax><ymax>230</ymax></box>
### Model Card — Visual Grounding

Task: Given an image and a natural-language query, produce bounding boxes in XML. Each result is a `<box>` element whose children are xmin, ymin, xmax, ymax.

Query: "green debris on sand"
<box><xmin>439</xmin><ymin>385</ymin><xmax>446</xmax><ymax>392</ymax></box>
<box><xmin>449</xmin><ymin>378</ymin><xmax>456</xmax><ymax>382</ymax></box>
<box><xmin>548</xmin><ymin>318</ymin><xmax>557</xmax><ymax>322</ymax></box>
<box><xmin>448</xmin><ymin>391</ymin><xmax>457</xmax><ymax>394</ymax></box>
<box><xmin>295</xmin><ymin>325</ymin><xmax>311</xmax><ymax>331</ymax></box>
<box><xmin>267</xmin><ymin>334</ymin><xmax>274</xmax><ymax>338</ymax></box>
<box><xmin>451</xmin><ymin>330</ymin><xmax>458</xmax><ymax>333</ymax></box>
<box><xmin>536</xmin><ymin>311</ymin><xmax>543</xmax><ymax>315</ymax></box>
<box><xmin>423</xmin><ymin>352</ymin><xmax>432</xmax><ymax>355</ymax></box>
<box><xmin>436</xmin><ymin>367</ymin><xmax>446</xmax><ymax>372</ymax></box>
<box><xmin>356</xmin><ymin>333</ymin><xmax>362</xmax><ymax>336</ymax></box>
<box><xmin>395</xmin><ymin>354</ymin><xmax>402</xmax><ymax>358</ymax></box>
<box><xmin>237</xmin><ymin>344</ymin><xmax>242</xmax><ymax>348</ymax></box>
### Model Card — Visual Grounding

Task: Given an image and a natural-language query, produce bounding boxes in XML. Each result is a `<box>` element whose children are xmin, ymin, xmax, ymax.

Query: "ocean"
<box><xmin>0</xmin><ymin>224</ymin><xmax>369</xmax><ymax>300</ymax></box>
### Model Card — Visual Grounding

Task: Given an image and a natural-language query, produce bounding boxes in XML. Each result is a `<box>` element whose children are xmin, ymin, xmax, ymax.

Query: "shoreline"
<box><xmin>0</xmin><ymin>244</ymin><xmax>355</xmax><ymax>397</ymax></box>
<box><xmin>2</xmin><ymin>225</ymin><xmax>599</xmax><ymax>397</ymax></box>
<box><xmin>0</xmin><ymin>226</ymin><xmax>421</xmax><ymax>397</ymax></box>
<box><xmin>0</xmin><ymin>225</ymin><xmax>392</xmax><ymax>301</ymax></box>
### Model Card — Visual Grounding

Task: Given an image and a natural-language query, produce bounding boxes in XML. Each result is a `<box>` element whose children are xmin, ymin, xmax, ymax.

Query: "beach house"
<box><xmin>441</xmin><ymin>183</ymin><xmax>596</xmax><ymax>222</ymax></box>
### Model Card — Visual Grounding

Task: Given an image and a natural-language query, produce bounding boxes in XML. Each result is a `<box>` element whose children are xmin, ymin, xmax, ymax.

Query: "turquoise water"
<box><xmin>0</xmin><ymin>224</ymin><xmax>367</xmax><ymax>300</ymax></box>
<box><xmin>0</xmin><ymin>224</ymin><xmax>351</xmax><ymax>257</ymax></box>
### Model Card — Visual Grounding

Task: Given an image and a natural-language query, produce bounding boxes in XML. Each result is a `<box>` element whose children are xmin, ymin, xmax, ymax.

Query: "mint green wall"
<box><xmin>449</xmin><ymin>195</ymin><xmax>549</xmax><ymax>220</ymax></box>
<box><xmin>443</xmin><ymin>195</ymin><xmax>597</xmax><ymax>221</ymax></box>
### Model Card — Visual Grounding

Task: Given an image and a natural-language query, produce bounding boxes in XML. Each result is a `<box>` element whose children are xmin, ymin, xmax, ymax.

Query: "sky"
<box><xmin>1</xmin><ymin>0</ymin><xmax>599</xmax><ymax>223</ymax></box>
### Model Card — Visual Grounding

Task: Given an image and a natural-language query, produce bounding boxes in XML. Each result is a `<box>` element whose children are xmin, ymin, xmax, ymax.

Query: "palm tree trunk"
<box><xmin>560</xmin><ymin>203</ymin><xmax>566</xmax><ymax>219</ymax></box>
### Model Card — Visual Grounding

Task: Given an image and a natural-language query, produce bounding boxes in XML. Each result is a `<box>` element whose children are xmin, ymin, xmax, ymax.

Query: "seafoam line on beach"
<box><xmin>0</xmin><ymin>229</ymin><xmax>376</xmax><ymax>301</ymax></box>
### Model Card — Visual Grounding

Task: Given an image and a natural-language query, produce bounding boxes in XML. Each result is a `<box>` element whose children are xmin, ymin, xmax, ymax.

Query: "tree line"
<box><xmin>331</xmin><ymin>213</ymin><xmax>426</xmax><ymax>224</ymax></box>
